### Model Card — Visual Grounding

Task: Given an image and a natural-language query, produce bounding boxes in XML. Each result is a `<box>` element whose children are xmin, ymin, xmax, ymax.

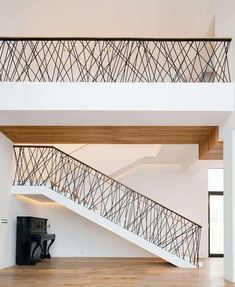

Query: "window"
<box><xmin>208</xmin><ymin>169</ymin><xmax>224</xmax><ymax>257</ymax></box>
<box><xmin>208</xmin><ymin>169</ymin><xmax>224</xmax><ymax>191</ymax></box>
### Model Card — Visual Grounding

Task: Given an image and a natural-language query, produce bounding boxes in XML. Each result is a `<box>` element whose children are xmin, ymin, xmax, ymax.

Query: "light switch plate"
<box><xmin>1</xmin><ymin>219</ymin><xmax>8</xmax><ymax>224</ymax></box>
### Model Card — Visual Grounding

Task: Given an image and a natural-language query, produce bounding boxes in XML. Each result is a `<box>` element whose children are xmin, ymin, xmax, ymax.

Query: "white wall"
<box><xmin>0</xmin><ymin>133</ymin><xmax>39</xmax><ymax>269</ymax></box>
<box><xmin>117</xmin><ymin>162</ymin><xmax>223</xmax><ymax>258</ymax></box>
<box><xmin>0</xmin><ymin>0</ymin><xmax>215</xmax><ymax>38</ymax></box>
<box><xmin>215</xmin><ymin>1</ymin><xmax>235</xmax><ymax>280</ymax></box>
<box><xmin>39</xmin><ymin>203</ymin><xmax>151</xmax><ymax>257</ymax></box>
<box><xmin>215</xmin><ymin>0</ymin><xmax>235</xmax><ymax>80</ymax></box>
<box><xmin>62</xmin><ymin>144</ymin><xmax>161</xmax><ymax>175</ymax></box>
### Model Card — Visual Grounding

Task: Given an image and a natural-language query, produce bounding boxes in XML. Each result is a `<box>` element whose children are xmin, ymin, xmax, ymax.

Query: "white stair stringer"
<box><xmin>12</xmin><ymin>185</ymin><xmax>196</xmax><ymax>268</ymax></box>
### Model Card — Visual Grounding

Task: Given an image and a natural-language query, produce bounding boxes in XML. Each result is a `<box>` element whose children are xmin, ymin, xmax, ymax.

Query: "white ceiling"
<box><xmin>0</xmin><ymin>111</ymin><xmax>231</xmax><ymax>126</ymax></box>
<box><xmin>0</xmin><ymin>110</ymin><xmax>231</xmax><ymax>126</ymax></box>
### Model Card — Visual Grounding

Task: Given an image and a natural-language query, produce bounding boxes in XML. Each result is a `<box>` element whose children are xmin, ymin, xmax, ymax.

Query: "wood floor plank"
<box><xmin>0</xmin><ymin>257</ymin><xmax>234</xmax><ymax>287</ymax></box>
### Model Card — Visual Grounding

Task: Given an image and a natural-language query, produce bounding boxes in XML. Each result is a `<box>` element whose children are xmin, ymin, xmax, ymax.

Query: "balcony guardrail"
<box><xmin>0</xmin><ymin>37</ymin><xmax>231</xmax><ymax>82</ymax></box>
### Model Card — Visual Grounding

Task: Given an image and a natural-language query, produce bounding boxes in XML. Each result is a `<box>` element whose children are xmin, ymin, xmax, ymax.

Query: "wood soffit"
<box><xmin>0</xmin><ymin>126</ymin><xmax>223</xmax><ymax>160</ymax></box>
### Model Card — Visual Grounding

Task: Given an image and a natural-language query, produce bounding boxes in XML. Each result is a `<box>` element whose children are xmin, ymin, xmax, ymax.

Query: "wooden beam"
<box><xmin>199</xmin><ymin>127</ymin><xmax>223</xmax><ymax>160</ymax></box>
<box><xmin>0</xmin><ymin>126</ymin><xmax>223</xmax><ymax>160</ymax></box>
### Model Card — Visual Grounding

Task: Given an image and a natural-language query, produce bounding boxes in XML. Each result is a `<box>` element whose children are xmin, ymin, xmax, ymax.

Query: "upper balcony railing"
<box><xmin>0</xmin><ymin>37</ymin><xmax>231</xmax><ymax>82</ymax></box>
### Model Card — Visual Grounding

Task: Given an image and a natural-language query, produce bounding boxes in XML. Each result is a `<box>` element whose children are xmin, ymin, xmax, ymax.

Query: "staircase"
<box><xmin>12</xmin><ymin>145</ymin><xmax>202</xmax><ymax>267</ymax></box>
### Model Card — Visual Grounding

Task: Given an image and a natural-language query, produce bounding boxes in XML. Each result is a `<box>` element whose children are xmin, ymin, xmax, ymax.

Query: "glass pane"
<box><xmin>210</xmin><ymin>195</ymin><xmax>224</xmax><ymax>255</ymax></box>
<box><xmin>208</xmin><ymin>169</ymin><xmax>224</xmax><ymax>191</ymax></box>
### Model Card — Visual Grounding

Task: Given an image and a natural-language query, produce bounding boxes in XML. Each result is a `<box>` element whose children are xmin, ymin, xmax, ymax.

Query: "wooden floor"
<box><xmin>0</xmin><ymin>257</ymin><xmax>235</xmax><ymax>287</ymax></box>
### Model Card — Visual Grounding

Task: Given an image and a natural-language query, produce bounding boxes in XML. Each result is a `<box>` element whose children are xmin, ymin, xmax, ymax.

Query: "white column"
<box><xmin>0</xmin><ymin>133</ymin><xmax>41</xmax><ymax>269</ymax></box>
<box><xmin>0</xmin><ymin>132</ymin><xmax>14</xmax><ymax>269</ymax></box>
<box><xmin>224</xmin><ymin>129</ymin><xmax>235</xmax><ymax>281</ymax></box>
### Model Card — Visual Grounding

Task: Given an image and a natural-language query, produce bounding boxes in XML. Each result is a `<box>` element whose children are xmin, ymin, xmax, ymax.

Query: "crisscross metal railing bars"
<box><xmin>0</xmin><ymin>37</ymin><xmax>231</xmax><ymax>82</ymax></box>
<box><xmin>13</xmin><ymin>145</ymin><xmax>202</xmax><ymax>266</ymax></box>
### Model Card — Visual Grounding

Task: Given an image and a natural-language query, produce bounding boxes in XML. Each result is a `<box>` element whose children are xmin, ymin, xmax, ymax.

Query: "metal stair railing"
<box><xmin>13</xmin><ymin>145</ymin><xmax>202</xmax><ymax>266</ymax></box>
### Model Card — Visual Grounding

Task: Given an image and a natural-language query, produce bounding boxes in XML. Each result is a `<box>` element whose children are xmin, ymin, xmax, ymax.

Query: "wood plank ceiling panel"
<box><xmin>0</xmin><ymin>126</ymin><xmax>223</xmax><ymax>160</ymax></box>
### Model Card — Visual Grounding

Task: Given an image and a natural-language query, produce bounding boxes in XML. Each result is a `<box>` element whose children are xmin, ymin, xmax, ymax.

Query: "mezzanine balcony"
<box><xmin>0</xmin><ymin>37</ymin><xmax>233</xmax><ymax>161</ymax></box>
